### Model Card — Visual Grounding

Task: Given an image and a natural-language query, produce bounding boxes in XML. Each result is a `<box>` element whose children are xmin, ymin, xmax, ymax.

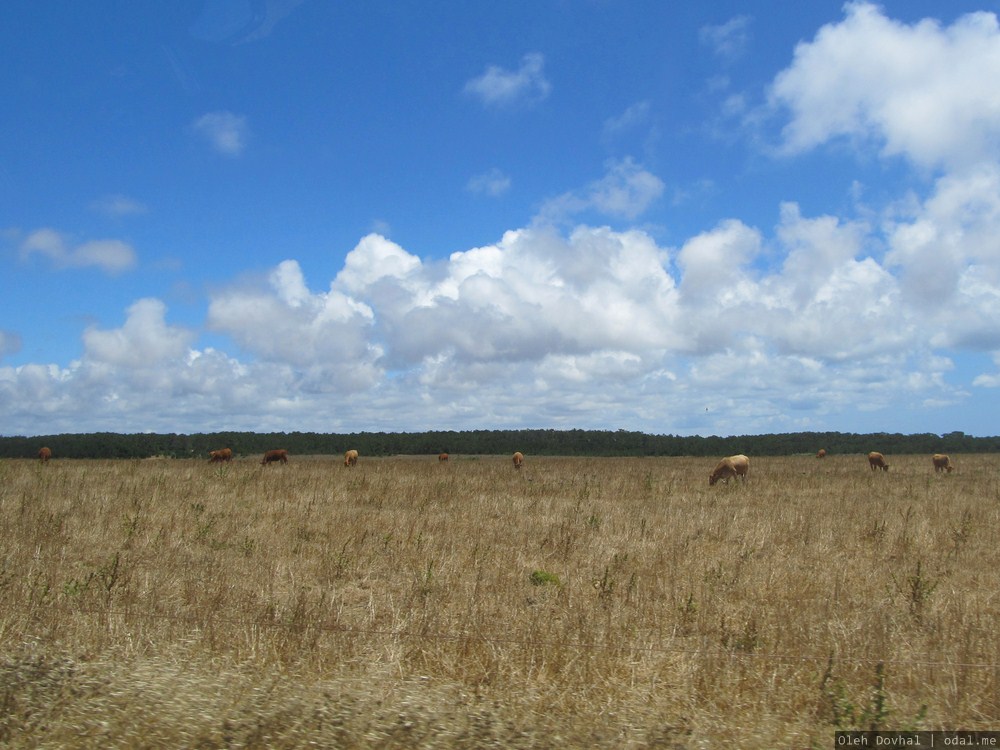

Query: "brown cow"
<box><xmin>344</xmin><ymin>449</ymin><xmax>359</xmax><ymax>467</ymax></box>
<box><xmin>208</xmin><ymin>448</ymin><xmax>233</xmax><ymax>463</ymax></box>
<box><xmin>438</xmin><ymin>453</ymin><xmax>449</xmax><ymax>462</ymax></box>
<box><xmin>816</xmin><ymin>449</ymin><xmax>827</xmax><ymax>459</ymax></box>
<box><xmin>38</xmin><ymin>447</ymin><xmax>52</xmax><ymax>463</ymax></box>
<box><xmin>512</xmin><ymin>451</ymin><xmax>524</xmax><ymax>469</ymax></box>
<box><xmin>868</xmin><ymin>452</ymin><xmax>889</xmax><ymax>471</ymax></box>
<box><xmin>261</xmin><ymin>449</ymin><xmax>289</xmax><ymax>465</ymax></box>
<box><xmin>709</xmin><ymin>454</ymin><xmax>750</xmax><ymax>486</ymax></box>
<box><xmin>932</xmin><ymin>454</ymin><xmax>954</xmax><ymax>473</ymax></box>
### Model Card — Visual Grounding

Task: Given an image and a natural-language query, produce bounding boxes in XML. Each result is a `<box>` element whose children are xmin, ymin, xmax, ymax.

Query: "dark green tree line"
<box><xmin>1</xmin><ymin>429</ymin><xmax>997</xmax><ymax>460</ymax></box>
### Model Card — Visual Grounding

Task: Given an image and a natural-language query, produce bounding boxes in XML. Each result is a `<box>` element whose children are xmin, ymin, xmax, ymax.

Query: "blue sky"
<box><xmin>4</xmin><ymin>0</ymin><xmax>1000</xmax><ymax>437</ymax></box>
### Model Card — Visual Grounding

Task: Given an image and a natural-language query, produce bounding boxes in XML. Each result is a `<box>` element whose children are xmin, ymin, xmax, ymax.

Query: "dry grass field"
<box><xmin>2</xmin><ymin>452</ymin><xmax>999</xmax><ymax>747</ymax></box>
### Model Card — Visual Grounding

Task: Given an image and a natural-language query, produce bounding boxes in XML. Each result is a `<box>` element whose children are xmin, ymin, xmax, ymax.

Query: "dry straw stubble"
<box><xmin>1</xmin><ymin>453</ymin><xmax>999</xmax><ymax>747</ymax></box>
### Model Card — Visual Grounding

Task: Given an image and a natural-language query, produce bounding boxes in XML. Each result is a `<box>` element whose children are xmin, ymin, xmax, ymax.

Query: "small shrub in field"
<box><xmin>819</xmin><ymin>659</ymin><xmax>927</xmax><ymax>731</ymax></box>
<box><xmin>529</xmin><ymin>569</ymin><xmax>560</xmax><ymax>586</ymax></box>
<box><xmin>678</xmin><ymin>592</ymin><xmax>698</xmax><ymax>635</ymax></box>
<box><xmin>900</xmin><ymin>558</ymin><xmax>938</xmax><ymax>622</ymax></box>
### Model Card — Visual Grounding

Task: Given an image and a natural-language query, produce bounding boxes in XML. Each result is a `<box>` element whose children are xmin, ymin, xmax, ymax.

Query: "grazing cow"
<box><xmin>38</xmin><ymin>447</ymin><xmax>52</xmax><ymax>463</ymax></box>
<box><xmin>932</xmin><ymin>454</ymin><xmax>954</xmax><ymax>473</ymax></box>
<box><xmin>438</xmin><ymin>453</ymin><xmax>449</xmax><ymax>462</ymax></box>
<box><xmin>709</xmin><ymin>454</ymin><xmax>750</xmax><ymax>486</ymax></box>
<box><xmin>816</xmin><ymin>449</ymin><xmax>827</xmax><ymax>459</ymax></box>
<box><xmin>868</xmin><ymin>452</ymin><xmax>889</xmax><ymax>472</ymax></box>
<box><xmin>344</xmin><ymin>449</ymin><xmax>359</xmax><ymax>467</ymax></box>
<box><xmin>261</xmin><ymin>449</ymin><xmax>289</xmax><ymax>465</ymax></box>
<box><xmin>208</xmin><ymin>448</ymin><xmax>233</xmax><ymax>463</ymax></box>
<box><xmin>513</xmin><ymin>451</ymin><xmax>524</xmax><ymax>469</ymax></box>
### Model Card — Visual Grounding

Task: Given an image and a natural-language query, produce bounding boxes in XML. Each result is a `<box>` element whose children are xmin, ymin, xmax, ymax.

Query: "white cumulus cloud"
<box><xmin>207</xmin><ymin>258</ymin><xmax>380</xmax><ymax>392</ymax></box>
<box><xmin>0</xmin><ymin>203</ymin><xmax>987</xmax><ymax>435</ymax></box>
<box><xmin>83</xmin><ymin>298</ymin><xmax>195</xmax><ymax>368</ymax></box>
<box><xmin>769</xmin><ymin>2</ymin><xmax>1000</xmax><ymax>170</ymax></box>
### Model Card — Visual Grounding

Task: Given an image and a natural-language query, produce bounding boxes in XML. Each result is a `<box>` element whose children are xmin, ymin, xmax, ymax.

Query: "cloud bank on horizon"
<box><xmin>3</xmin><ymin>1</ymin><xmax>1000</xmax><ymax>437</ymax></box>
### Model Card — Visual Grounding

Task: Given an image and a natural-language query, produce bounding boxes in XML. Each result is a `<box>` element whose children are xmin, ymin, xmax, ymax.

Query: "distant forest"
<box><xmin>0</xmin><ymin>429</ymin><xmax>995</xmax><ymax>460</ymax></box>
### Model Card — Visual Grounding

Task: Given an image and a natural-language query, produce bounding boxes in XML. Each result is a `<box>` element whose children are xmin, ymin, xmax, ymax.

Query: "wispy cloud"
<box><xmin>467</xmin><ymin>168</ymin><xmax>511</xmax><ymax>197</ymax></box>
<box><xmin>602</xmin><ymin>101</ymin><xmax>651</xmax><ymax>140</ymax></box>
<box><xmin>20</xmin><ymin>229</ymin><xmax>137</xmax><ymax>275</ymax></box>
<box><xmin>192</xmin><ymin>111</ymin><xmax>249</xmax><ymax>156</ymax></box>
<box><xmin>463</xmin><ymin>52</ymin><xmax>551</xmax><ymax>108</ymax></box>
<box><xmin>90</xmin><ymin>194</ymin><xmax>148</xmax><ymax>218</ymax></box>
<box><xmin>190</xmin><ymin>0</ymin><xmax>307</xmax><ymax>45</ymax></box>
<box><xmin>536</xmin><ymin>158</ymin><xmax>665</xmax><ymax>223</ymax></box>
<box><xmin>0</xmin><ymin>330</ymin><xmax>22</xmax><ymax>361</ymax></box>
<box><xmin>700</xmin><ymin>15</ymin><xmax>752</xmax><ymax>62</ymax></box>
